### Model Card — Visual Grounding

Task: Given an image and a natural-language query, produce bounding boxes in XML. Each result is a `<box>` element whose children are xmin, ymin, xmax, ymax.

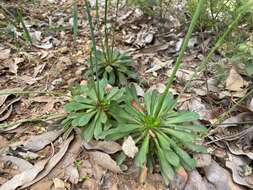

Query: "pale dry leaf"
<box><xmin>133</xmin><ymin>83</ymin><xmax>144</xmax><ymax>97</ymax></box>
<box><xmin>194</xmin><ymin>153</ymin><xmax>212</xmax><ymax>168</ymax></box>
<box><xmin>226</xmin><ymin>153</ymin><xmax>253</xmax><ymax>189</ymax></box>
<box><xmin>122</xmin><ymin>136</ymin><xmax>138</xmax><ymax>158</ymax></box>
<box><xmin>33</xmin><ymin>63</ymin><xmax>46</xmax><ymax>77</ymax></box>
<box><xmin>65</xmin><ymin>165</ymin><xmax>79</xmax><ymax>184</ymax></box>
<box><xmin>249</xmin><ymin>98</ymin><xmax>253</xmax><ymax>112</ymax></box>
<box><xmin>22</xmin><ymin>135</ymin><xmax>74</xmax><ymax>188</ymax></box>
<box><xmin>53</xmin><ymin>178</ymin><xmax>66</xmax><ymax>189</ymax></box>
<box><xmin>0</xmin><ymin>156</ymin><xmax>33</xmax><ymax>171</ymax></box>
<box><xmin>226</xmin><ymin>67</ymin><xmax>248</xmax><ymax>91</ymax></box>
<box><xmin>145</xmin><ymin>58</ymin><xmax>173</xmax><ymax>74</ymax></box>
<box><xmin>0</xmin><ymin>158</ymin><xmax>49</xmax><ymax>190</ymax></box>
<box><xmin>0</xmin><ymin>49</ymin><xmax>11</xmax><ymax>60</ymax></box>
<box><xmin>0</xmin><ymin>88</ymin><xmax>22</xmax><ymax>107</ymax></box>
<box><xmin>30</xmin><ymin>96</ymin><xmax>61</xmax><ymax>112</ymax></box>
<box><xmin>18</xmin><ymin>129</ymin><xmax>63</xmax><ymax>151</ymax></box>
<box><xmin>17</xmin><ymin>75</ymin><xmax>42</xmax><ymax>85</ymax></box>
<box><xmin>83</xmin><ymin>140</ymin><xmax>121</xmax><ymax>154</ymax></box>
<box><xmin>204</xmin><ymin>160</ymin><xmax>243</xmax><ymax>190</ymax></box>
<box><xmin>184</xmin><ymin>170</ymin><xmax>209</xmax><ymax>190</ymax></box>
<box><xmin>34</xmin><ymin>42</ymin><xmax>53</xmax><ymax>49</ymax></box>
<box><xmin>89</xmin><ymin>151</ymin><xmax>121</xmax><ymax>173</ymax></box>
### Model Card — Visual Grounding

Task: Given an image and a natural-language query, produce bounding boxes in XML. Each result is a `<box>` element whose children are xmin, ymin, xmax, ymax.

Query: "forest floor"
<box><xmin>0</xmin><ymin>0</ymin><xmax>253</xmax><ymax>190</ymax></box>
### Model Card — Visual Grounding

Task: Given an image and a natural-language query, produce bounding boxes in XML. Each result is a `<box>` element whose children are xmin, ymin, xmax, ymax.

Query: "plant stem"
<box><xmin>72</xmin><ymin>0</ymin><xmax>78</xmax><ymax>47</ymax></box>
<box><xmin>84</xmin><ymin>0</ymin><xmax>100</xmax><ymax>101</ymax></box>
<box><xmin>104</xmin><ymin>0</ymin><xmax>110</xmax><ymax>60</ymax></box>
<box><xmin>154</xmin><ymin>0</ymin><xmax>205</xmax><ymax>118</ymax></box>
<box><xmin>95</xmin><ymin>0</ymin><xmax>99</xmax><ymax>29</ymax></box>
<box><xmin>215</xmin><ymin>88</ymin><xmax>253</xmax><ymax>125</ymax></box>
<box><xmin>178</xmin><ymin>12</ymin><xmax>242</xmax><ymax>99</ymax></box>
<box><xmin>110</xmin><ymin>0</ymin><xmax>120</xmax><ymax>60</ymax></box>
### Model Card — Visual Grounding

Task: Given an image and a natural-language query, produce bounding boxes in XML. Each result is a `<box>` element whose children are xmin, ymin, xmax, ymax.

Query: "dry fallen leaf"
<box><xmin>22</xmin><ymin>135</ymin><xmax>74</xmax><ymax>188</ymax></box>
<box><xmin>184</xmin><ymin>170</ymin><xmax>209</xmax><ymax>190</ymax></box>
<box><xmin>16</xmin><ymin>129</ymin><xmax>63</xmax><ymax>152</ymax></box>
<box><xmin>122</xmin><ymin>136</ymin><xmax>138</xmax><ymax>158</ymax></box>
<box><xmin>53</xmin><ymin>178</ymin><xmax>66</xmax><ymax>189</ymax></box>
<box><xmin>226</xmin><ymin>153</ymin><xmax>253</xmax><ymax>189</ymax></box>
<box><xmin>83</xmin><ymin>140</ymin><xmax>121</xmax><ymax>154</ymax></box>
<box><xmin>204</xmin><ymin>160</ymin><xmax>244</xmax><ymax>190</ymax></box>
<box><xmin>0</xmin><ymin>156</ymin><xmax>33</xmax><ymax>171</ymax></box>
<box><xmin>0</xmin><ymin>158</ymin><xmax>49</xmax><ymax>190</ymax></box>
<box><xmin>226</xmin><ymin>67</ymin><xmax>248</xmax><ymax>91</ymax></box>
<box><xmin>89</xmin><ymin>151</ymin><xmax>122</xmax><ymax>173</ymax></box>
<box><xmin>65</xmin><ymin>165</ymin><xmax>79</xmax><ymax>184</ymax></box>
<box><xmin>0</xmin><ymin>49</ymin><xmax>11</xmax><ymax>60</ymax></box>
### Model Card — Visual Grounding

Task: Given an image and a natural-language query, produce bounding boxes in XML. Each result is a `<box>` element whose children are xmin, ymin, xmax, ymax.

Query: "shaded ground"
<box><xmin>0</xmin><ymin>0</ymin><xmax>253</xmax><ymax>189</ymax></box>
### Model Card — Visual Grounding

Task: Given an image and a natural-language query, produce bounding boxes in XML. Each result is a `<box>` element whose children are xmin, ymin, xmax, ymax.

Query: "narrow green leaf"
<box><xmin>185</xmin><ymin>143</ymin><xmax>207</xmax><ymax>153</ymax></box>
<box><xmin>17</xmin><ymin>10</ymin><xmax>32</xmax><ymax>45</ymax></box>
<box><xmin>135</xmin><ymin>134</ymin><xmax>150</xmax><ymax>167</ymax></box>
<box><xmin>155</xmin><ymin>138</ymin><xmax>175</xmax><ymax>184</ymax></box>
<box><xmin>144</xmin><ymin>90</ymin><xmax>152</xmax><ymax>115</ymax></box>
<box><xmin>170</xmin><ymin>139</ymin><xmax>196</xmax><ymax>170</ymax></box>
<box><xmin>161</xmin><ymin>128</ymin><xmax>197</xmax><ymax>142</ymax></box>
<box><xmin>64</xmin><ymin>102</ymin><xmax>92</xmax><ymax>112</ymax></box>
<box><xmin>78</xmin><ymin>111</ymin><xmax>96</xmax><ymax>126</ymax></box>
<box><xmin>73</xmin><ymin>96</ymin><xmax>94</xmax><ymax>104</ymax></box>
<box><xmin>165</xmin><ymin>124</ymin><xmax>207</xmax><ymax>132</ymax></box>
<box><xmin>165</xmin><ymin>112</ymin><xmax>199</xmax><ymax>124</ymax></box>
<box><xmin>104</xmin><ymin>124</ymin><xmax>141</xmax><ymax>140</ymax></box>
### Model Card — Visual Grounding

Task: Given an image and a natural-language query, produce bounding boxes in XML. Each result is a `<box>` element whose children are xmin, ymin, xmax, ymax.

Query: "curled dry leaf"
<box><xmin>226</xmin><ymin>153</ymin><xmax>253</xmax><ymax>189</ymax></box>
<box><xmin>89</xmin><ymin>151</ymin><xmax>121</xmax><ymax>173</ymax></box>
<box><xmin>204</xmin><ymin>160</ymin><xmax>244</xmax><ymax>190</ymax></box>
<box><xmin>0</xmin><ymin>156</ymin><xmax>33</xmax><ymax>171</ymax></box>
<box><xmin>170</xmin><ymin>167</ymin><xmax>188</xmax><ymax>190</ymax></box>
<box><xmin>22</xmin><ymin>135</ymin><xmax>74</xmax><ymax>188</ymax></box>
<box><xmin>0</xmin><ymin>158</ymin><xmax>50</xmax><ymax>190</ymax></box>
<box><xmin>83</xmin><ymin>140</ymin><xmax>121</xmax><ymax>154</ymax></box>
<box><xmin>226</xmin><ymin>142</ymin><xmax>253</xmax><ymax>160</ymax></box>
<box><xmin>46</xmin><ymin>134</ymin><xmax>82</xmax><ymax>180</ymax></box>
<box><xmin>226</xmin><ymin>67</ymin><xmax>248</xmax><ymax>92</ymax></box>
<box><xmin>0</xmin><ymin>88</ymin><xmax>22</xmax><ymax>107</ymax></box>
<box><xmin>65</xmin><ymin>165</ymin><xmax>79</xmax><ymax>184</ymax></box>
<box><xmin>16</xmin><ymin>129</ymin><xmax>63</xmax><ymax>152</ymax></box>
<box><xmin>122</xmin><ymin>136</ymin><xmax>138</xmax><ymax>158</ymax></box>
<box><xmin>184</xmin><ymin>170</ymin><xmax>210</xmax><ymax>190</ymax></box>
<box><xmin>194</xmin><ymin>153</ymin><xmax>212</xmax><ymax>168</ymax></box>
<box><xmin>53</xmin><ymin>178</ymin><xmax>66</xmax><ymax>189</ymax></box>
<box><xmin>0</xmin><ymin>97</ymin><xmax>21</xmax><ymax>122</ymax></box>
<box><xmin>0</xmin><ymin>49</ymin><xmax>11</xmax><ymax>60</ymax></box>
